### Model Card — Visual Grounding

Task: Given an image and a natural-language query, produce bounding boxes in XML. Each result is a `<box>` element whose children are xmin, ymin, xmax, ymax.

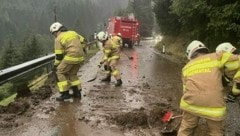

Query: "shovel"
<box><xmin>161</xmin><ymin>111</ymin><xmax>182</xmax><ymax>135</ymax></box>
<box><xmin>162</xmin><ymin>111</ymin><xmax>183</xmax><ymax>123</ymax></box>
<box><xmin>87</xmin><ymin>65</ymin><xmax>102</xmax><ymax>82</ymax></box>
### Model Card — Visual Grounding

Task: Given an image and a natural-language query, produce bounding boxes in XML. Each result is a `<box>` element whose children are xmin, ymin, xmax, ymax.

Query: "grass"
<box><xmin>0</xmin><ymin>93</ymin><xmax>17</xmax><ymax>106</ymax></box>
<box><xmin>154</xmin><ymin>35</ymin><xmax>189</xmax><ymax>63</ymax></box>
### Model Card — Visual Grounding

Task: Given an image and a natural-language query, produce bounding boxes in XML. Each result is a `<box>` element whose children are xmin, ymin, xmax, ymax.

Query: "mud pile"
<box><xmin>0</xmin><ymin>85</ymin><xmax>52</xmax><ymax>129</ymax></box>
<box><xmin>112</xmin><ymin>105</ymin><xmax>180</xmax><ymax>129</ymax></box>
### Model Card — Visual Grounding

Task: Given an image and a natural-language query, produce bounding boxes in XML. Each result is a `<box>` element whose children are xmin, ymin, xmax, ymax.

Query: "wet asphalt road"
<box><xmin>6</xmin><ymin>39</ymin><xmax>240</xmax><ymax>136</ymax></box>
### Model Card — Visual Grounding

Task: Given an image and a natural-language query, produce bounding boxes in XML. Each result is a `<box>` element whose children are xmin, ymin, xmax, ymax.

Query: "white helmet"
<box><xmin>117</xmin><ymin>33</ymin><xmax>122</xmax><ymax>37</ymax></box>
<box><xmin>186</xmin><ymin>40</ymin><xmax>208</xmax><ymax>60</ymax></box>
<box><xmin>97</xmin><ymin>31</ymin><xmax>108</xmax><ymax>41</ymax></box>
<box><xmin>50</xmin><ymin>22</ymin><xmax>63</xmax><ymax>34</ymax></box>
<box><xmin>216</xmin><ymin>42</ymin><xmax>236</xmax><ymax>53</ymax></box>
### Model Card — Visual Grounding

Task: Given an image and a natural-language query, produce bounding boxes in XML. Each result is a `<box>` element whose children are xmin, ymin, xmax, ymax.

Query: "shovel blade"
<box><xmin>162</xmin><ymin>111</ymin><xmax>173</xmax><ymax>123</ymax></box>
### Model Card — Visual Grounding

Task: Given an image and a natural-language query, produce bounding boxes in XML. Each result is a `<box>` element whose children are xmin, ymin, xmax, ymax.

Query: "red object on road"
<box><xmin>162</xmin><ymin>111</ymin><xmax>173</xmax><ymax>122</ymax></box>
<box><xmin>106</xmin><ymin>16</ymin><xmax>140</xmax><ymax>48</ymax></box>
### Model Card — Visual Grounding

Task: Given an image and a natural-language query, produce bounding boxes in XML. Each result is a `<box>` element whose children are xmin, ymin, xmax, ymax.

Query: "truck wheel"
<box><xmin>128</xmin><ymin>41</ymin><xmax>133</xmax><ymax>48</ymax></box>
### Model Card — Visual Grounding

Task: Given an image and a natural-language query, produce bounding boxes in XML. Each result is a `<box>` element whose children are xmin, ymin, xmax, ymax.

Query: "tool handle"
<box><xmin>171</xmin><ymin>115</ymin><xmax>183</xmax><ymax>119</ymax></box>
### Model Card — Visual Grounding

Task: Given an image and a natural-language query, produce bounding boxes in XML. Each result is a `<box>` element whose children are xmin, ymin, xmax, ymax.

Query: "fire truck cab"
<box><xmin>106</xmin><ymin>16</ymin><xmax>140</xmax><ymax>48</ymax></box>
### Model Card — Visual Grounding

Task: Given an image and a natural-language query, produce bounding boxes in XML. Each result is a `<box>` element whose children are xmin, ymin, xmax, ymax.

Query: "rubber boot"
<box><xmin>101</xmin><ymin>75</ymin><xmax>111</xmax><ymax>82</ymax></box>
<box><xmin>56</xmin><ymin>91</ymin><xmax>71</xmax><ymax>101</ymax></box>
<box><xmin>72</xmin><ymin>86</ymin><xmax>81</xmax><ymax>99</ymax></box>
<box><xmin>115</xmin><ymin>79</ymin><xmax>122</xmax><ymax>87</ymax></box>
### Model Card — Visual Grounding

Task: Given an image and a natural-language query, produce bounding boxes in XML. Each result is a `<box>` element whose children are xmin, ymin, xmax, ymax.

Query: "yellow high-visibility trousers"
<box><xmin>56</xmin><ymin>61</ymin><xmax>81</xmax><ymax>92</ymax></box>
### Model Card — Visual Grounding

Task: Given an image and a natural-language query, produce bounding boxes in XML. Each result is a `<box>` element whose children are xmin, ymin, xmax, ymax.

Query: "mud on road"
<box><xmin>0</xmin><ymin>40</ymin><xmax>239</xmax><ymax>136</ymax></box>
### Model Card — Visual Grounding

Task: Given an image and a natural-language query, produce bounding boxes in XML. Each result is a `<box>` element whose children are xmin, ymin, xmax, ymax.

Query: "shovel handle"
<box><xmin>171</xmin><ymin>115</ymin><xmax>183</xmax><ymax>119</ymax></box>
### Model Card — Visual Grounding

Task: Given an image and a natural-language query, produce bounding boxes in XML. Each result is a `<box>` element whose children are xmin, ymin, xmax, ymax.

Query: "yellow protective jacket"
<box><xmin>54</xmin><ymin>31</ymin><xmax>84</xmax><ymax>65</ymax></box>
<box><xmin>180</xmin><ymin>52</ymin><xmax>240</xmax><ymax>121</ymax></box>
<box><xmin>111</xmin><ymin>35</ymin><xmax>123</xmax><ymax>48</ymax></box>
<box><xmin>102</xmin><ymin>39</ymin><xmax>121</xmax><ymax>62</ymax></box>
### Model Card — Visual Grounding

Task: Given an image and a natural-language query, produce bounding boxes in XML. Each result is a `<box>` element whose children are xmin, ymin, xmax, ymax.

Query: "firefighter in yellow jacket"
<box><xmin>50</xmin><ymin>22</ymin><xmax>85</xmax><ymax>101</ymax></box>
<box><xmin>216</xmin><ymin>42</ymin><xmax>240</xmax><ymax>102</ymax></box>
<box><xmin>97</xmin><ymin>31</ymin><xmax>122</xmax><ymax>86</ymax></box>
<box><xmin>177</xmin><ymin>40</ymin><xmax>240</xmax><ymax>136</ymax></box>
<box><xmin>111</xmin><ymin>33</ymin><xmax>123</xmax><ymax>49</ymax></box>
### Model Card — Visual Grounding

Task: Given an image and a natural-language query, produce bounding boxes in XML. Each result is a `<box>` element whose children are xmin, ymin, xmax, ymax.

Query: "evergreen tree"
<box><xmin>129</xmin><ymin>0</ymin><xmax>154</xmax><ymax>36</ymax></box>
<box><xmin>20</xmin><ymin>35</ymin><xmax>43</xmax><ymax>62</ymax></box>
<box><xmin>153</xmin><ymin>0</ymin><xmax>181</xmax><ymax>36</ymax></box>
<box><xmin>154</xmin><ymin>0</ymin><xmax>240</xmax><ymax>48</ymax></box>
<box><xmin>1</xmin><ymin>40</ymin><xmax>21</xmax><ymax>69</ymax></box>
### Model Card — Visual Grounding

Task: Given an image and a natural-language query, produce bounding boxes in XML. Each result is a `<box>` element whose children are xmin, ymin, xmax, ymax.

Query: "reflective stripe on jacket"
<box><xmin>102</xmin><ymin>39</ymin><xmax>120</xmax><ymax>61</ymax></box>
<box><xmin>54</xmin><ymin>31</ymin><xmax>84</xmax><ymax>64</ymax></box>
<box><xmin>181</xmin><ymin>52</ymin><xmax>240</xmax><ymax>121</ymax></box>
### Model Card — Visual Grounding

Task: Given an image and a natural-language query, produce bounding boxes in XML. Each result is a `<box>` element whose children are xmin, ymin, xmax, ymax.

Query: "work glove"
<box><xmin>99</xmin><ymin>60</ymin><xmax>106</xmax><ymax>67</ymax></box>
<box><xmin>100</xmin><ymin>60</ymin><xmax>105</xmax><ymax>65</ymax></box>
<box><xmin>225</xmin><ymin>92</ymin><xmax>237</xmax><ymax>103</ymax></box>
<box><xmin>98</xmin><ymin>64</ymin><xmax>102</xmax><ymax>68</ymax></box>
<box><xmin>222</xmin><ymin>76</ymin><xmax>230</xmax><ymax>87</ymax></box>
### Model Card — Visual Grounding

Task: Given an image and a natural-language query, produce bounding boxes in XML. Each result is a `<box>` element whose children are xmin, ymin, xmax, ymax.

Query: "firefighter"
<box><xmin>97</xmin><ymin>31</ymin><xmax>122</xmax><ymax>86</ymax></box>
<box><xmin>215</xmin><ymin>42</ymin><xmax>240</xmax><ymax>102</ymax></box>
<box><xmin>178</xmin><ymin>40</ymin><xmax>240</xmax><ymax>136</ymax></box>
<box><xmin>216</xmin><ymin>42</ymin><xmax>240</xmax><ymax>54</ymax></box>
<box><xmin>112</xmin><ymin>33</ymin><xmax>123</xmax><ymax>49</ymax></box>
<box><xmin>50</xmin><ymin>22</ymin><xmax>85</xmax><ymax>101</ymax></box>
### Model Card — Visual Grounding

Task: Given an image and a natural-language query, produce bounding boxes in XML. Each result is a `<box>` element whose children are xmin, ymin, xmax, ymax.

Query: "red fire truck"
<box><xmin>106</xmin><ymin>16</ymin><xmax>140</xmax><ymax>48</ymax></box>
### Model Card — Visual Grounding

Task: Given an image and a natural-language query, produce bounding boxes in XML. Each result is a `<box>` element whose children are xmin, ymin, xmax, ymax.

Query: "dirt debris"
<box><xmin>0</xmin><ymin>85</ymin><xmax>53</xmax><ymax>129</ymax></box>
<box><xmin>113</xmin><ymin>108</ymin><xmax>149</xmax><ymax>129</ymax></box>
<box><xmin>112</xmin><ymin>105</ymin><xmax>179</xmax><ymax>131</ymax></box>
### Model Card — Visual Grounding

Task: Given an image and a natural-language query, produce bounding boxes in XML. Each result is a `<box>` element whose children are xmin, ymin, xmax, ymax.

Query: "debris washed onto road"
<box><xmin>1</xmin><ymin>40</ymin><xmax>238</xmax><ymax>136</ymax></box>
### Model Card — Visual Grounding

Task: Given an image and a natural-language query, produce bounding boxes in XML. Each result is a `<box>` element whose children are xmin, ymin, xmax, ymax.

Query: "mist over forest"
<box><xmin>0</xmin><ymin>0</ymin><xmax>155</xmax><ymax>69</ymax></box>
<box><xmin>0</xmin><ymin>0</ymin><xmax>128</xmax><ymax>47</ymax></box>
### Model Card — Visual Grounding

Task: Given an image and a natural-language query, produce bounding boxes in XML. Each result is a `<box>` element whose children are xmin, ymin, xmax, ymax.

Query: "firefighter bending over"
<box><xmin>215</xmin><ymin>42</ymin><xmax>240</xmax><ymax>102</ymax></box>
<box><xmin>112</xmin><ymin>33</ymin><xmax>123</xmax><ymax>49</ymax></box>
<box><xmin>50</xmin><ymin>22</ymin><xmax>85</xmax><ymax>101</ymax></box>
<box><xmin>97</xmin><ymin>31</ymin><xmax>122</xmax><ymax>86</ymax></box>
<box><xmin>178</xmin><ymin>40</ymin><xmax>240</xmax><ymax>136</ymax></box>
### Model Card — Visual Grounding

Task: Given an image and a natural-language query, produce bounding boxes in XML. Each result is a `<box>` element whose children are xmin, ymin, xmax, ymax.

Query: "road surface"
<box><xmin>1</xmin><ymin>39</ymin><xmax>239</xmax><ymax>136</ymax></box>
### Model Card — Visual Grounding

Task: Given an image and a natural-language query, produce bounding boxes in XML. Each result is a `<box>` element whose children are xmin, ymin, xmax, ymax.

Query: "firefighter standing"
<box><xmin>178</xmin><ymin>40</ymin><xmax>240</xmax><ymax>136</ymax></box>
<box><xmin>50</xmin><ymin>22</ymin><xmax>85</xmax><ymax>101</ymax></box>
<box><xmin>97</xmin><ymin>31</ymin><xmax>122</xmax><ymax>86</ymax></box>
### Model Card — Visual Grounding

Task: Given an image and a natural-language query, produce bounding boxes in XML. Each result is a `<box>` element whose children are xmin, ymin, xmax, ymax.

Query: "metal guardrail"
<box><xmin>0</xmin><ymin>40</ymin><xmax>98</xmax><ymax>86</ymax></box>
<box><xmin>0</xmin><ymin>54</ymin><xmax>55</xmax><ymax>85</ymax></box>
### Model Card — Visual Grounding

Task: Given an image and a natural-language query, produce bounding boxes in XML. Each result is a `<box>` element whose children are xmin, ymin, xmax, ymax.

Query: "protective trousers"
<box><xmin>109</xmin><ymin>58</ymin><xmax>121</xmax><ymax>80</ymax></box>
<box><xmin>177</xmin><ymin>112</ymin><xmax>223</xmax><ymax>136</ymax></box>
<box><xmin>56</xmin><ymin>61</ymin><xmax>81</xmax><ymax>92</ymax></box>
